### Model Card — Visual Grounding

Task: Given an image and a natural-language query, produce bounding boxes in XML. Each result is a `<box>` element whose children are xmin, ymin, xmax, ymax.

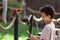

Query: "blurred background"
<box><xmin>0</xmin><ymin>0</ymin><xmax>60</xmax><ymax>40</ymax></box>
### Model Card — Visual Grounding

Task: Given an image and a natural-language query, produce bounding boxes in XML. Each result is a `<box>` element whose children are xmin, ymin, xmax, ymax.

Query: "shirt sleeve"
<box><xmin>40</xmin><ymin>26</ymin><xmax>52</xmax><ymax>40</ymax></box>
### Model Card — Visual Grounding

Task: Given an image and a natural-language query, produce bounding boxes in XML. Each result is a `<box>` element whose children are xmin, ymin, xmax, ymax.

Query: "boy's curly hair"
<box><xmin>40</xmin><ymin>5</ymin><xmax>55</xmax><ymax>18</ymax></box>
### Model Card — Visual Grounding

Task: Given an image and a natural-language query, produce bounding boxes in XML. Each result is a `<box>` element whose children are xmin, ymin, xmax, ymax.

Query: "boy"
<box><xmin>30</xmin><ymin>5</ymin><xmax>55</xmax><ymax>40</ymax></box>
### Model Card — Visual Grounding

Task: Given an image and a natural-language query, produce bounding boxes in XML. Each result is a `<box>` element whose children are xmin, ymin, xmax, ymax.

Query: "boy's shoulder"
<box><xmin>45</xmin><ymin>21</ymin><xmax>55</xmax><ymax>29</ymax></box>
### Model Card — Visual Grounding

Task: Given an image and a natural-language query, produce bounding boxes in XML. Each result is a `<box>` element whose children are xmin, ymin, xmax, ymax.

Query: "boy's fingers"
<box><xmin>30</xmin><ymin>36</ymin><xmax>35</xmax><ymax>40</ymax></box>
<box><xmin>30</xmin><ymin>36</ymin><xmax>38</xmax><ymax>40</ymax></box>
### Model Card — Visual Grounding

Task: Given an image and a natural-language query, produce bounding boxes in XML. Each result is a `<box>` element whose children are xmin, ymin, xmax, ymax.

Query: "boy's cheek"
<box><xmin>43</xmin><ymin>18</ymin><xmax>47</xmax><ymax>22</ymax></box>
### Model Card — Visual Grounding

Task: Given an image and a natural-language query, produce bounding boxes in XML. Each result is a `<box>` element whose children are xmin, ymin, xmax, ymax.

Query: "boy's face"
<box><xmin>41</xmin><ymin>12</ymin><xmax>51</xmax><ymax>23</ymax></box>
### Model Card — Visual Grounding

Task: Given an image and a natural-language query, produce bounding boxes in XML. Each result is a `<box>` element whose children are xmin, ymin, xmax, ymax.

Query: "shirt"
<box><xmin>40</xmin><ymin>21</ymin><xmax>55</xmax><ymax>40</ymax></box>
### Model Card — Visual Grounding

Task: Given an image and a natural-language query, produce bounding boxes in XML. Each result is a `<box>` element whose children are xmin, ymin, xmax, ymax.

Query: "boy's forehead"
<box><xmin>40</xmin><ymin>12</ymin><xmax>48</xmax><ymax>17</ymax></box>
<box><xmin>40</xmin><ymin>12</ymin><xmax>46</xmax><ymax>15</ymax></box>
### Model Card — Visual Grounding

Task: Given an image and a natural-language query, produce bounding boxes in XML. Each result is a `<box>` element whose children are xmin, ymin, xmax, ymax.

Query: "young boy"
<box><xmin>30</xmin><ymin>5</ymin><xmax>55</xmax><ymax>40</ymax></box>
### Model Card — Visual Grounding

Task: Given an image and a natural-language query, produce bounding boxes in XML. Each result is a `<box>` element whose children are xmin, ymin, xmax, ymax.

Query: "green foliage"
<box><xmin>0</xmin><ymin>23</ymin><xmax>42</xmax><ymax>40</ymax></box>
<box><xmin>7</xmin><ymin>0</ymin><xmax>24</xmax><ymax>8</ymax></box>
<box><xmin>7</xmin><ymin>0</ymin><xmax>24</xmax><ymax>20</ymax></box>
<box><xmin>0</xmin><ymin>22</ymin><xmax>10</xmax><ymax>27</ymax></box>
<box><xmin>0</xmin><ymin>0</ymin><xmax>42</xmax><ymax>40</ymax></box>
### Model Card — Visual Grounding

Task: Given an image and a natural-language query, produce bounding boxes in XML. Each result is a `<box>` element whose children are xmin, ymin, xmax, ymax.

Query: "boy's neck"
<box><xmin>46</xmin><ymin>19</ymin><xmax>52</xmax><ymax>24</ymax></box>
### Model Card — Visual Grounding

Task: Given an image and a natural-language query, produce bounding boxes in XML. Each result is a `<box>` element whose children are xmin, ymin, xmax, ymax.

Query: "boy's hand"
<box><xmin>27</xmin><ymin>31</ymin><xmax>40</xmax><ymax>40</ymax></box>
<box><xmin>30</xmin><ymin>36</ymin><xmax>39</xmax><ymax>40</ymax></box>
